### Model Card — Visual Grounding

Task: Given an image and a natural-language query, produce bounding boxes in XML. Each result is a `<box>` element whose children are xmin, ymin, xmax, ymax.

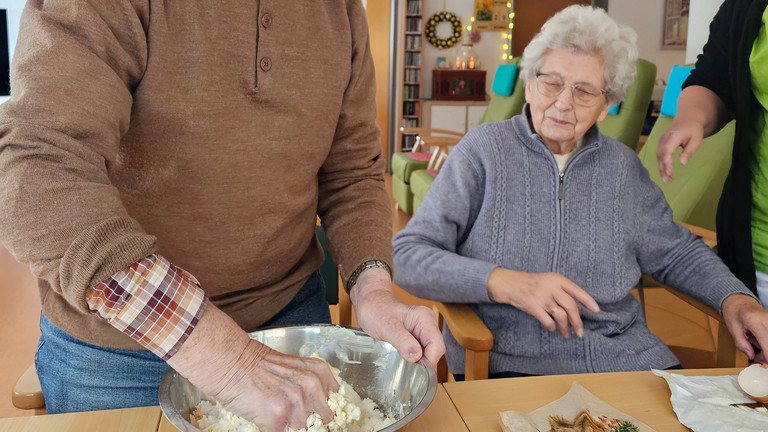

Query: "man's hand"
<box><xmin>167</xmin><ymin>305</ymin><xmax>339</xmax><ymax>432</ymax></box>
<box><xmin>487</xmin><ymin>268</ymin><xmax>600</xmax><ymax>338</ymax></box>
<box><xmin>722</xmin><ymin>293</ymin><xmax>768</xmax><ymax>363</ymax></box>
<box><xmin>350</xmin><ymin>268</ymin><xmax>445</xmax><ymax>367</ymax></box>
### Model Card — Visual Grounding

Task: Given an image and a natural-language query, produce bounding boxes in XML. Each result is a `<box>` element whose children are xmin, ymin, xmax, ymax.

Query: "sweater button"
<box><xmin>261</xmin><ymin>13</ymin><xmax>272</xmax><ymax>28</ymax></box>
<box><xmin>260</xmin><ymin>57</ymin><xmax>272</xmax><ymax>71</ymax></box>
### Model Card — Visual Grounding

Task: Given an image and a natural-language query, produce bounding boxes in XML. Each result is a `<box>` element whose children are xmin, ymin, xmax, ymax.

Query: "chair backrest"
<box><xmin>477</xmin><ymin>58</ymin><xmax>526</xmax><ymax>125</ymax></box>
<box><xmin>598</xmin><ymin>58</ymin><xmax>657</xmax><ymax>151</ymax></box>
<box><xmin>315</xmin><ymin>225</ymin><xmax>339</xmax><ymax>305</ymax></box>
<box><xmin>637</xmin><ymin>115</ymin><xmax>735</xmax><ymax>232</ymax></box>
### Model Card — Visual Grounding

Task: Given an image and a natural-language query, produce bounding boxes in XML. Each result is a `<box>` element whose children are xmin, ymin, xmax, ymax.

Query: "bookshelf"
<box><xmin>397</xmin><ymin>0</ymin><xmax>424</xmax><ymax>152</ymax></box>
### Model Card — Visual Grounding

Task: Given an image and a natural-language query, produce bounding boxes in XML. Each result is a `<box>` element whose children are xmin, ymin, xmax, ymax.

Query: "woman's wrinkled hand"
<box><xmin>722</xmin><ymin>293</ymin><xmax>768</xmax><ymax>363</ymax></box>
<box><xmin>487</xmin><ymin>268</ymin><xmax>600</xmax><ymax>338</ymax></box>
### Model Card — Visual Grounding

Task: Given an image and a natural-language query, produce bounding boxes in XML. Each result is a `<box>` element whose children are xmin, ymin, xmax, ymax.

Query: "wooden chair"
<box><xmin>12</xmin><ymin>225</ymin><xmax>352</xmax><ymax>413</ymax></box>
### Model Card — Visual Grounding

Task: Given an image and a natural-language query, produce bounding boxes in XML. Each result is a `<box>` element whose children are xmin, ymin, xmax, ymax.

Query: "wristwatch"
<box><xmin>346</xmin><ymin>260</ymin><xmax>392</xmax><ymax>291</ymax></box>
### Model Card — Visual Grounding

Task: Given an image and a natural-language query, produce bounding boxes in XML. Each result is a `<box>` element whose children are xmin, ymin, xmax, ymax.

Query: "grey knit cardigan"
<box><xmin>392</xmin><ymin>110</ymin><xmax>752</xmax><ymax>375</ymax></box>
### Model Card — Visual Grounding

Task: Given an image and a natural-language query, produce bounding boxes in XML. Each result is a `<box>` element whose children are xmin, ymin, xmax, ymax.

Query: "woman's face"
<box><xmin>525</xmin><ymin>49</ymin><xmax>612</xmax><ymax>154</ymax></box>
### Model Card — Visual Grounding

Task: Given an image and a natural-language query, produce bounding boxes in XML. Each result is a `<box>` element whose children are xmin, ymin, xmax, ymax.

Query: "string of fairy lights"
<box><xmin>466</xmin><ymin>1</ymin><xmax>515</xmax><ymax>61</ymax></box>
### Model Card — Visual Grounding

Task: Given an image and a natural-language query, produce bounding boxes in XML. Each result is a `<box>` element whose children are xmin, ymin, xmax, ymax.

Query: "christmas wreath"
<box><xmin>424</xmin><ymin>11</ymin><xmax>462</xmax><ymax>49</ymax></box>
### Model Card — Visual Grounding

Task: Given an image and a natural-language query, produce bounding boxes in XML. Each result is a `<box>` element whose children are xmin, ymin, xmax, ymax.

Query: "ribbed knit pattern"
<box><xmin>393</xmin><ymin>110</ymin><xmax>755</xmax><ymax>375</ymax></box>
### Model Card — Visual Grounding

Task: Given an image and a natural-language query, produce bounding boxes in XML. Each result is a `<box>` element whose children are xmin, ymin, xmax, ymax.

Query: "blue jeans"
<box><xmin>36</xmin><ymin>271</ymin><xmax>331</xmax><ymax>413</ymax></box>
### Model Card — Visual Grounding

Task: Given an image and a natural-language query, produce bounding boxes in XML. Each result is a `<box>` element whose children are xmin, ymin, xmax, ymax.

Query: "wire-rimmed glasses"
<box><xmin>535</xmin><ymin>72</ymin><xmax>609</xmax><ymax>107</ymax></box>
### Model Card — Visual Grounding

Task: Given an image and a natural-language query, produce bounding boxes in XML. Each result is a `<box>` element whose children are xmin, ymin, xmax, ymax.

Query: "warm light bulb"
<box><xmin>467</xmin><ymin>25</ymin><xmax>472</xmax><ymax>31</ymax></box>
<box><xmin>510</xmin><ymin>12</ymin><xmax>515</xmax><ymax>18</ymax></box>
<box><xmin>470</xmin><ymin>16</ymin><xmax>475</xmax><ymax>22</ymax></box>
<box><xmin>509</xmin><ymin>23</ymin><xmax>514</xmax><ymax>29</ymax></box>
<box><xmin>507</xmin><ymin>2</ymin><xmax>511</xmax><ymax>7</ymax></box>
<box><xmin>503</xmin><ymin>44</ymin><xmax>509</xmax><ymax>50</ymax></box>
<box><xmin>502</xmin><ymin>53</ymin><xmax>508</xmax><ymax>60</ymax></box>
<box><xmin>508</xmin><ymin>33</ymin><xmax>512</xmax><ymax>39</ymax></box>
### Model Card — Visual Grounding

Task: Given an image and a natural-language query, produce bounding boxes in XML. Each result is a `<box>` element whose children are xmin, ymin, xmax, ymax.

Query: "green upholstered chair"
<box><xmin>475</xmin><ymin>59</ymin><xmax>526</xmax><ymax>125</ymax></box>
<box><xmin>392</xmin><ymin>58</ymin><xmax>525</xmax><ymax>215</ymax></box>
<box><xmin>638</xmin><ymin>117</ymin><xmax>734</xmax><ymax>232</ymax></box>
<box><xmin>391</xmin><ymin>128</ymin><xmax>463</xmax><ymax>215</ymax></box>
<box><xmin>598</xmin><ymin>58</ymin><xmax>657</xmax><ymax>151</ymax></box>
<box><xmin>633</xmin><ymin>65</ymin><xmax>744</xmax><ymax>368</ymax></box>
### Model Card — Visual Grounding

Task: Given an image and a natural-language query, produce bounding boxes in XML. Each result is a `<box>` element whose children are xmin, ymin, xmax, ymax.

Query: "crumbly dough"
<box><xmin>189</xmin><ymin>367</ymin><xmax>396</xmax><ymax>432</ymax></box>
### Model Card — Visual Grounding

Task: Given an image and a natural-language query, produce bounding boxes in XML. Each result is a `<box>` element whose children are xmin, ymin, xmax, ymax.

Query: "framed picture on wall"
<box><xmin>436</xmin><ymin>56</ymin><xmax>449</xmax><ymax>70</ymax></box>
<box><xmin>474</xmin><ymin>0</ymin><xmax>511</xmax><ymax>32</ymax></box>
<box><xmin>662</xmin><ymin>0</ymin><xmax>689</xmax><ymax>49</ymax></box>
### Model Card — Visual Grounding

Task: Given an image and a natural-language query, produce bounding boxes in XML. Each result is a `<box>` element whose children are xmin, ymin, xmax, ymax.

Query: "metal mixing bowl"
<box><xmin>159</xmin><ymin>325</ymin><xmax>437</xmax><ymax>432</ymax></box>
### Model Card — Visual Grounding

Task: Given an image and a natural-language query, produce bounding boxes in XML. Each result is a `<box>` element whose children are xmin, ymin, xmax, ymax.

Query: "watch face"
<box><xmin>451</xmin><ymin>78</ymin><xmax>476</xmax><ymax>96</ymax></box>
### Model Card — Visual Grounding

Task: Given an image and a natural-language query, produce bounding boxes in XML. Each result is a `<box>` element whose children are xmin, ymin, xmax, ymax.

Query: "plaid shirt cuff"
<box><xmin>87</xmin><ymin>254</ymin><xmax>208</xmax><ymax>360</ymax></box>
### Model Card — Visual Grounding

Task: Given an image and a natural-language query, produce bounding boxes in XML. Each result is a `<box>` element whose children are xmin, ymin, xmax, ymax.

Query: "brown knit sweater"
<box><xmin>0</xmin><ymin>0</ymin><xmax>392</xmax><ymax>349</ymax></box>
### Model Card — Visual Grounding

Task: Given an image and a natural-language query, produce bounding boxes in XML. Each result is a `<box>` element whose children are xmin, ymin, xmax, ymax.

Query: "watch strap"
<box><xmin>345</xmin><ymin>260</ymin><xmax>392</xmax><ymax>291</ymax></box>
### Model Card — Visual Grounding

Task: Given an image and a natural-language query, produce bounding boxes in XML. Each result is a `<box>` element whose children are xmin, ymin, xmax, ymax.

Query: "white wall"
<box><xmin>422</xmin><ymin>0</ymin><xmax>505</xmax><ymax>98</ymax></box>
<box><xmin>0</xmin><ymin>0</ymin><xmax>25</xmax><ymax>104</ymax></box>
<box><xmin>606</xmin><ymin>0</ymin><xmax>685</xmax><ymax>101</ymax></box>
<box><xmin>685</xmin><ymin>0</ymin><xmax>722</xmax><ymax>64</ymax></box>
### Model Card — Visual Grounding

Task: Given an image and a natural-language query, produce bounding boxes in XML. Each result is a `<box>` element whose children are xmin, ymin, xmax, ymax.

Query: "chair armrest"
<box><xmin>400</xmin><ymin>127</ymin><xmax>465</xmax><ymax>138</ymax></box>
<box><xmin>417</xmin><ymin>136</ymin><xmax>461</xmax><ymax>148</ymax></box>
<box><xmin>12</xmin><ymin>364</ymin><xmax>46</xmax><ymax>411</ymax></box>
<box><xmin>678</xmin><ymin>222</ymin><xmax>717</xmax><ymax>248</ymax></box>
<box><xmin>433</xmin><ymin>302</ymin><xmax>493</xmax><ymax>382</ymax></box>
<box><xmin>642</xmin><ymin>274</ymin><xmax>748</xmax><ymax>368</ymax></box>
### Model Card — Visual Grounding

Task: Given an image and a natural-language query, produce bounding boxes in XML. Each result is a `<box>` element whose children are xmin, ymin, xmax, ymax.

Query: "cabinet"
<box><xmin>423</xmin><ymin>100</ymin><xmax>490</xmax><ymax>135</ymax></box>
<box><xmin>395</xmin><ymin>0</ymin><xmax>424</xmax><ymax>152</ymax></box>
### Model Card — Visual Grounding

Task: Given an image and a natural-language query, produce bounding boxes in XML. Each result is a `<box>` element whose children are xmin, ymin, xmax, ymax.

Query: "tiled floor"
<box><xmin>0</xmin><ymin>175</ymin><xmax>717</xmax><ymax>418</ymax></box>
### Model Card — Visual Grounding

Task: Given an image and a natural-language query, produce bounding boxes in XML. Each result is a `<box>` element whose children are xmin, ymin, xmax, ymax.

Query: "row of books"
<box><xmin>405</xmin><ymin>52</ymin><xmax>421</xmax><ymax>67</ymax></box>
<box><xmin>401</xmin><ymin>133</ymin><xmax>420</xmax><ymax>151</ymax></box>
<box><xmin>404</xmin><ymin>68</ymin><xmax>420</xmax><ymax>83</ymax></box>
<box><xmin>403</xmin><ymin>84</ymin><xmax>420</xmax><ymax>99</ymax></box>
<box><xmin>403</xmin><ymin>101</ymin><xmax>421</xmax><ymax>117</ymax></box>
<box><xmin>405</xmin><ymin>17</ymin><xmax>422</xmax><ymax>33</ymax></box>
<box><xmin>405</xmin><ymin>35</ymin><xmax>422</xmax><ymax>50</ymax></box>
<box><xmin>406</xmin><ymin>0</ymin><xmax>422</xmax><ymax>14</ymax></box>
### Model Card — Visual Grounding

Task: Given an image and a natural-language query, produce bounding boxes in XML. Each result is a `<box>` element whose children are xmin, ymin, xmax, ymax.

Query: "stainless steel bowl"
<box><xmin>159</xmin><ymin>325</ymin><xmax>437</xmax><ymax>431</ymax></box>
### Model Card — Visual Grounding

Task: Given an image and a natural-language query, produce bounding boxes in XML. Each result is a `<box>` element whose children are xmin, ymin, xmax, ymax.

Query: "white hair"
<box><xmin>519</xmin><ymin>5</ymin><xmax>638</xmax><ymax>103</ymax></box>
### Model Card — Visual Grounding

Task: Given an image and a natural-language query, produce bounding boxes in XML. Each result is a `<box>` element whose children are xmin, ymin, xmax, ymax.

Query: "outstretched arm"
<box><xmin>656</xmin><ymin>85</ymin><xmax>731</xmax><ymax>183</ymax></box>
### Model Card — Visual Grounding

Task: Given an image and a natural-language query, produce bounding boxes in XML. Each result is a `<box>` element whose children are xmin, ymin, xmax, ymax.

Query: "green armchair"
<box><xmin>597</xmin><ymin>58</ymin><xmax>657</xmax><ymax>151</ymax></box>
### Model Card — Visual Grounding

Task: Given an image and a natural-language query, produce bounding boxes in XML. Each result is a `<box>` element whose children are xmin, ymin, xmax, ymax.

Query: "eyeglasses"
<box><xmin>535</xmin><ymin>72</ymin><xmax>608</xmax><ymax>107</ymax></box>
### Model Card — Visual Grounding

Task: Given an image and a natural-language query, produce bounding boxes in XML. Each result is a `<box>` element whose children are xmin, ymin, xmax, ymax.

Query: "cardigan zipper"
<box><xmin>551</xmin><ymin>145</ymin><xmax>596</xmax><ymax>273</ymax></box>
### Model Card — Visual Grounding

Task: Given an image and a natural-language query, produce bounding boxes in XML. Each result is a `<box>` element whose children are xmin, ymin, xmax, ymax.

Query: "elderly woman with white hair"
<box><xmin>393</xmin><ymin>5</ymin><xmax>768</xmax><ymax>379</ymax></box>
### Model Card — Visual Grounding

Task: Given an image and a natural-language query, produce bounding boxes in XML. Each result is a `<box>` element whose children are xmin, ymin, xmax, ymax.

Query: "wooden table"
<box><xmin>443</xmin><ymin>368</ymin><xmax>742</xmax><ymax>432</ymax></box>
<box><xmin>0</xmin><ymin>385</ymin><xmax>467</xmax><ymax>432</ymax></box>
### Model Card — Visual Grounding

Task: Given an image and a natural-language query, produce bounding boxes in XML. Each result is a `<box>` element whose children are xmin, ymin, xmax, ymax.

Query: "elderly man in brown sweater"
<box><xmin>0</xmin><ymin>1</ymin><xmax>444</xmax><ymax>431</ymax></box>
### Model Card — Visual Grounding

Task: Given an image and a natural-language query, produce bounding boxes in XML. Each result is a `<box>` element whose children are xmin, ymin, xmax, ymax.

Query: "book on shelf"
<box><xmin>404</xmin><ymin>52</ymin><xmax>421</xmax><ymax>67</ymax></box>
<box><xmin>405</xmin><ymin>17</ymin><xmax>422</xmax><ymax>32</ymax></box>
<box><xmin>406</xmin><ymin>0</ymin><xmax>422</xmax><ymax>14</ymax></box>
<box><xmin>404</xmin><ymin>68</ymin><xmax>420</xmax><ymax>83</ymax></box>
